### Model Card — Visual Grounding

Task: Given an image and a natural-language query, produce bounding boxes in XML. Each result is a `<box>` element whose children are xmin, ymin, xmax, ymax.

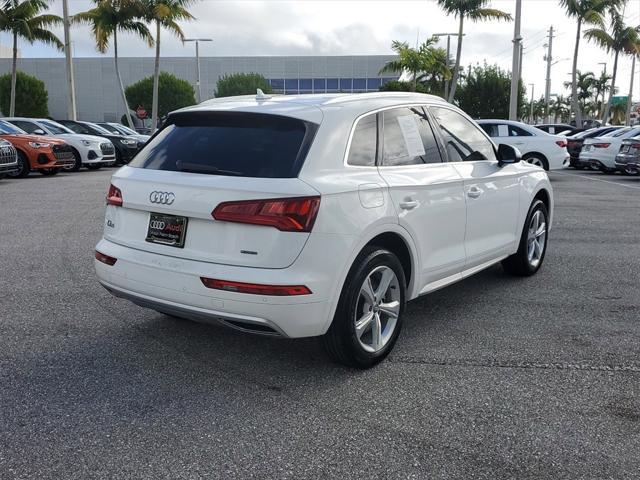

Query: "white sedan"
<box><xmin>95</xmin><ymin>92</ymin><xmax>553</xmax><ymax>368</ymax></box>
<box><xmin>477</xmin><ymin>119</ymin><xmax>569</xmax><ymax>170</ymax></box>
<box><xmin>580</xmin><ymin>126</ymin><xmax>640</xmax><ymax>173</ymax></box>
<box><xmin>5</xmin><ymin>117</ymin><xmax>116</xmax><ymax>171</ymax></box>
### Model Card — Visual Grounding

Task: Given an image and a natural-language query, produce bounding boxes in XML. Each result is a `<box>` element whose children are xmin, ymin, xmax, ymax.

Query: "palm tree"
<box><xmin>550</xmin><ymin>95</ymin><xmax>571</xmax><ymax>122</ymax></box>
<box><xmin>560</xmin><ymin>0</ymin><xmax>624</xmax><ymax>126</ymax></box>
<box><xmin>0</xmin><ymin>0</ymin><xmax>62</xmax><ymax>116</ymax></box>
<box><xmin>379</xmin><ymin>38</ymin><xmax>451</xmax><ymax>93</ymax></box>
<box><xmin>563</xmin><ymin>70</ymin><xmax>596</xmax><ymax>114</ymax></box>
<box><xmin>436</xmin><ymin>0</ymin><xmax>511</xmax><ymax>103</ymax></box>
<box><xmin>144</xmin><ymin>0</ymin><xmax>194</xmax><ymax>132</ymax></box>
<box><xmin>592</xmin><ymin>70</ymin><xmax>613</xmax><ymax>116</ymax></box>
<box><xmin>584</xmin><ymin>10</ymin><xmax>640</xmax><ymax>123</ymax></box>
<box><xmin>74</xmin><ymin>0</ymin><xmax>153</xmax><ymax>129</ymax></box>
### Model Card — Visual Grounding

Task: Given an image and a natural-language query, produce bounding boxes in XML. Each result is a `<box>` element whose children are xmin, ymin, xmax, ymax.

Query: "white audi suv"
<box><xmin>95</xmin><ymin>92</ymin><xmax>553</xmax><ymax>368</ymax></box>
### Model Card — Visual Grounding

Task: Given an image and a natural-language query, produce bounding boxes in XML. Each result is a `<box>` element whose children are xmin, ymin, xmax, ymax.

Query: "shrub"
<box><xmin>125</xmin><ymin>72</ymin><xmax>195</xmax><ymax>118</ymax></box>
<box><xmin>215</xmin><ymin>73</ymin><xmax>272</xmax><ymax>98</ymax></box>
<box><xmin>0</xmin><ymin>71</ymin><xmax>49</xmax><ymax>117</ymax></box>
<box><xmin>379</xmin><ymin>80</ymin><xmax>429</xmax><ymax>94</ymax></box>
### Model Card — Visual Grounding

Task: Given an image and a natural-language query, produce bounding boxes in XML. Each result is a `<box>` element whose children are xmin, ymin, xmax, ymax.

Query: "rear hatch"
<box><xmin>104</xmin><ymin>110</ymin><xmax>321</xmax><ymax>269</ymax></box>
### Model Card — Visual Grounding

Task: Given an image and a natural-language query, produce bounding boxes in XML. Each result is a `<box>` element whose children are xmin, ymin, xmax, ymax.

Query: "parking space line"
<box><xmin>551</xmin><ymin>171</ymin><xmax>640</xmax><ymax>190</ymax></box>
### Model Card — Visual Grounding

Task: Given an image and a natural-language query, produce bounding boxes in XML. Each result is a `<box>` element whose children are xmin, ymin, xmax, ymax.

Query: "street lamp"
<box><xmin>433</xmin><ymin>32</ymin><xmax>465</xmax><ymax>100</ymax></box>
<box><xmin>598</xmin><ymin>62</ymin><xmax>607</xmax><ymax>75</ymax></box>
<box><xmin>529</xmin><ymin>83</ymin><xmax>535</xmax><ymax>124</ymax></box>
<box><xmin>184</xmin><ymin>38</ymin><xmax>213</xmax><ymax>103</ymax></box>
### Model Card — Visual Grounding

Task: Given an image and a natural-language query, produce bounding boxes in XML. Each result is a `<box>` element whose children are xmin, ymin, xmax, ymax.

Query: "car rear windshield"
<box><xmin>129</xmin><ymin>112</ymin><xmax>318</xmax><ymax>178</ymax></box>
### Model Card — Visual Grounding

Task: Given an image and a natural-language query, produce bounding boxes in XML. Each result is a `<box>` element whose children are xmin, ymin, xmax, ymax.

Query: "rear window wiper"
<box><xmin>175</xmin><ymin>160</ymin><xmax>244</xmax><ymax>176</ymax></box>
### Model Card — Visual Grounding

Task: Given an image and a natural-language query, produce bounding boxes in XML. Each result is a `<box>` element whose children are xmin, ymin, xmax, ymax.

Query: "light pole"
<box><xmin>543</xmin><ymin>26</ymin><xmax>554</xmax><ymax>123</ymax></box>
<box><xmin>433</xmin><ymin>33</ymin><xmax>464</xmax><ymax>100</ymax></box>
<box><xmin>509</xmin><ymin>0</ymin><xmax>522</xmax><ymax>120</ymax></box>
<box><xmin>62</xmin><ymin>0</ymin><xmax>77</xmax><ymax>120</ymax></box>
<box><xmin>184</xmin><ymin>38</ymin><xmax>212</xmax><ymax>103</ymax></box>
<box><xmin>529</xmin><ymin>83</ymin><xmax>535</xmax><ymax>124</ymax></box>
<box><xmin>598</xmin><ymin>62</ymin><xmax>607</xmax><ymax>75</ymax></box>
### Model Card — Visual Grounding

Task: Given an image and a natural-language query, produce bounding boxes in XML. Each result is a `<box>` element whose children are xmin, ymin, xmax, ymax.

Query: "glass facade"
<box><xmin>267</xmin><ymin>77</ymin><xmax>398</xmax><ymax>94</ymax></box>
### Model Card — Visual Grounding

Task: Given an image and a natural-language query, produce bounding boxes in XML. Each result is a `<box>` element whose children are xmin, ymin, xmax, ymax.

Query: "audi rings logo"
<box><xmin>149</xmin><ymin>220</ymin><xmax>166</xmax><ymax>229</ymax></box>
<box><xmin>149</xmin><ymin>191</ymin><xmax>175</xmax><ymax>205</ymax></box>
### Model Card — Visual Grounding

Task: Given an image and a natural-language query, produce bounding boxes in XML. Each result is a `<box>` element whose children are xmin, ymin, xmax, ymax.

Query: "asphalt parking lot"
<box><xmin>1</xmin><ymin>168</ymin><xmax>639</xmax><ymax>479</ymax></box>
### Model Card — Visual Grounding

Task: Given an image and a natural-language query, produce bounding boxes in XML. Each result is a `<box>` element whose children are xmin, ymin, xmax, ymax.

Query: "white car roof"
<box><xmin>174</xmin><ymin>92</ymin><xmax>450</xmax><ymax>124</ymax></box>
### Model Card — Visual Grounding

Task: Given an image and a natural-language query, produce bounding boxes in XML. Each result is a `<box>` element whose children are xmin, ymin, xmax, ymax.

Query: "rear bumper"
<box><xmin>94</xmin><ymin>238</ymin><xmax>343</xmax><ymax>338</ymax></box>
<box><xmin>616</xmin><ymin>158</ymin><xmax>640</xmax><ymax>174</ymax></box>
<box><xmin>547</xmin><ymin>152</ymin><xmax>569</xmax><ymax>170</ymax></box>
<box><xmin>587</xmin><ymin>159</ymin><xmax>616</xmax><ymax>171</ymax></box>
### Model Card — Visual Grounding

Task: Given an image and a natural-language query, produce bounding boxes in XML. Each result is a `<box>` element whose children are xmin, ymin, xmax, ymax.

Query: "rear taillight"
<box><xmin>200</xmin><ymin>277</ymin><xmax>311</xmax><ymax>296</ymax></box>
<box><xmin>593</xmin><ymin>143</ymin><xmax>611</xmax><ymax>148</ymax></box>
<box><xmin>629</xmin><ymin>143</ymin><xmax>640</xmax><ymax>149</ymax></box>
<box><xmin>95</xmin><ymin>250</ymin><xmax>117</xmax><ymax>266</ymax></box>
<box><xmin>555</xmin><ymin>140</ymin><xmax>567</xmax><ymax>148</ymax></box>
<box><xmin>212</xmin><ymin>196</ymin><xmax>320</xmax><ymax>232</ymax></box>
<box><xmin>106</xmin><ymin>184</ymin><xmax>123</xmax><ymax>206</ymax></box>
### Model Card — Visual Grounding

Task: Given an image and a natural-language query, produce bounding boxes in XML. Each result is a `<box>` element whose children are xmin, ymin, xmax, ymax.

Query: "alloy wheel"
<box><xmin>527</xmin><ymin>209</ymin><xmax>547</xmax><ymax>268</ymax></box>
<box><xmin>527</xmin><ymin>157</ymin><xmax>544</xmax><ymax>168</ymax></box>
<box><xmin>354</xmin><ymin>265</ymin><xmax>400</xmax><ymax>353</ymax></box>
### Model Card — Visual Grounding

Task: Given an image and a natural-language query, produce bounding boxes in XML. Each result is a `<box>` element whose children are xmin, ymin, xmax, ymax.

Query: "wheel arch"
<box><xmin>523</xmin><ymin>151</ymin><xmax>549</xmax><ymax>170</ymax></box>
<box><xmin>321</xmin><ymin>224</ymin><xmax>421</xmax><ymax>335</ymax></box>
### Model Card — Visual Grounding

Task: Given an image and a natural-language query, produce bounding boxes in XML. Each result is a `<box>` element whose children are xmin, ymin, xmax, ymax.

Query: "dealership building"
<box><xmin>0</xmin><ymin>55</ymin><xmax>398</xmax><ymax>123</ymax></box>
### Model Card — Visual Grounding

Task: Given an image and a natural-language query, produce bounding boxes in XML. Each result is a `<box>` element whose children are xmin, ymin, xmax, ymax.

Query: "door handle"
<box><xmin>399</xmin><ymin>200</ymin><xmax>418</xmax><ymax>210</ymax></box>
<box><xmin>467</xmin><ymin>187</ymin><xmax>482</xmax><ymax>198</ymax></box>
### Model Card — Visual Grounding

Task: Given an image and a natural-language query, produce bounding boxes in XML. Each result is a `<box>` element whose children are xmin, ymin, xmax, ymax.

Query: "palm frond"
<box><xmin>583</xmin><ymin>28</ymin><xmax>614</xmax><ymax>52</ymax></box>
<box><xmin>468</xmin><ymin>8</ymin><xmax>512</xmax><ymax>22</ymax></box>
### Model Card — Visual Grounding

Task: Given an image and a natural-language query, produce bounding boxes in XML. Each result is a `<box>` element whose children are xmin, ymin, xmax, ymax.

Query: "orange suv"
<box><xmin>0</xmin><ymin>119</ymin><xmax>75</xmax><ymax>177</ymax></box>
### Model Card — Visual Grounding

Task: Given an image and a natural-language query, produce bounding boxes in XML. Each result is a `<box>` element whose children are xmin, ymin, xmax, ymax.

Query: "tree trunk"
<box><xmin>9</xmin><ymin>31</ymin><xmax>18</xmax><ymax>116</ymax></box>
<box><xmin>602</xmin><ymin>50</ymin><xmax>619</xmax><ymax>124</ymax></box>
<box><xmin>447</xmin><ymin>15</ymin><xmax>464</xmax><ymax>103</ymax></box>
<box><xmin>625</xmin><ymin>55</ymin><xmax>636</xmax><ymax>126</ymax></box>
<box><xmin>114</xmin><ymin>32</ymin><xmax>135</xmax><ymax>129</ymax></box>
<box><xmin>570</xmin><ymin>19</ymin><xmax>582</xmax><ymax>126</ymax></box>
<box><xmin>151</xmin><ymin>20</ymin><xmax>161</xmax><ymax>133</ymax></box>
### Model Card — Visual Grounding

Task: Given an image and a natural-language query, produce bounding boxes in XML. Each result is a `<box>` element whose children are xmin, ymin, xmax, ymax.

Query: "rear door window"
<box><xmin>129</xmin><ymin>112</ymin><xmax>318</xmax><ymax>178</ymax></box>
<box><xmin>381</xmin><ymin>107</ymin><xmax>442</xmax><ymax>166</ymax></box>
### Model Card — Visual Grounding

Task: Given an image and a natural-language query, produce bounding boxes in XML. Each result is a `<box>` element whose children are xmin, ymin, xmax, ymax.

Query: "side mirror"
<box><xmin>33</xmin><ymin>129</ymin><xmax>46</xmax><ymax>135</ymax></box>
<box><xmin>497</xmin><ymin>143</ymin><xmax>522</xmax><ymax>166</ymax></box>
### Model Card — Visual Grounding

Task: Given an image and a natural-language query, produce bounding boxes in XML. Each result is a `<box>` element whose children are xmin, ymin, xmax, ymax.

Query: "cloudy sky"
<box><xmin>2</xmin><ymin>0</ymin><xmax>639</xmax><ymax>101</ymax></box>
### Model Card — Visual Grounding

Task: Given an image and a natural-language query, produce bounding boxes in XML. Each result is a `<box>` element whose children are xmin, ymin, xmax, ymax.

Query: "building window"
<box><xmin>299</xmin><ymin>78</ymin><xmax>312</xmax><ymax>90</ymax></box>
<box><xmin>367</xmin><ymin>78</ymin><xmax>382</xmax><ymax>90</ymax></box>
<box><xmin>313</xmin><ymin>78</ymin><xmax>326</xmax><ymax>93</ymax></box>
<box><xmin>270</xmin><ymin>79</ymin><xmax>284</xmax><ymax>92</ymax></box>
<box><xmin>353</xmin><ymin>78</ymin><xmax>366</xmax><ymax>91</ymax></box>
<box><xmin>285</xmin><ymin>79</ymin><xmax>298</xmax><ymax>93</ymax></box>
<box><xmin>339</xmin><ymin>78</ymin><xmax>352</xmax><ymax>92</ymax></box>
<box><xmin>326</xmin><ymin>78</ymin><xmax>339</xmax><ymax>91</ymax></box>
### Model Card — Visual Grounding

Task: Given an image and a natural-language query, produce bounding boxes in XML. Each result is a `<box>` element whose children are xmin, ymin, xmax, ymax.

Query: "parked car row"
<box><xmin>0</xmin><ymin>118</ymin><xmax>149</xmax><ymax>179</ymax></box>
<box><xmin>565</xmin><ymin>125</ymin><xmax>640</xmax><ymax>176</ymax></box>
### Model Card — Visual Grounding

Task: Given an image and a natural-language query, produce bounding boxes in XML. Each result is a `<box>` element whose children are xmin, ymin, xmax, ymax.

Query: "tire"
<box><xmin>86</xmin><ymin>164</ymin><xmax>102</xmax><ymax>170</ymax></box>
<box><xmin>502</xmin><ymin>199</ymin><xmax>549</xmax><ymax>277</ymax></box>
<box><xmin>40</xmin><ymin>168</ymin><xmax>60</xmax><ymax>176</ymax></box>
<box><xmin>523</xmin><ymin>153</ymin><xmax>549</xmax><ymax>171</ymax></box>
<box><xmin>322</xmin><ymin>247</ymin><xmax>406</xmax><ymax>369</ymax></box>
<box><xmin>7</xmin><ymin>150</ymin><xmax>30</xmax><ymax>178</ymax></box>
<box><xmin>64</xmin><ymin>149</ymin><xmax>81</xmax><ymax>172</ymax></box>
